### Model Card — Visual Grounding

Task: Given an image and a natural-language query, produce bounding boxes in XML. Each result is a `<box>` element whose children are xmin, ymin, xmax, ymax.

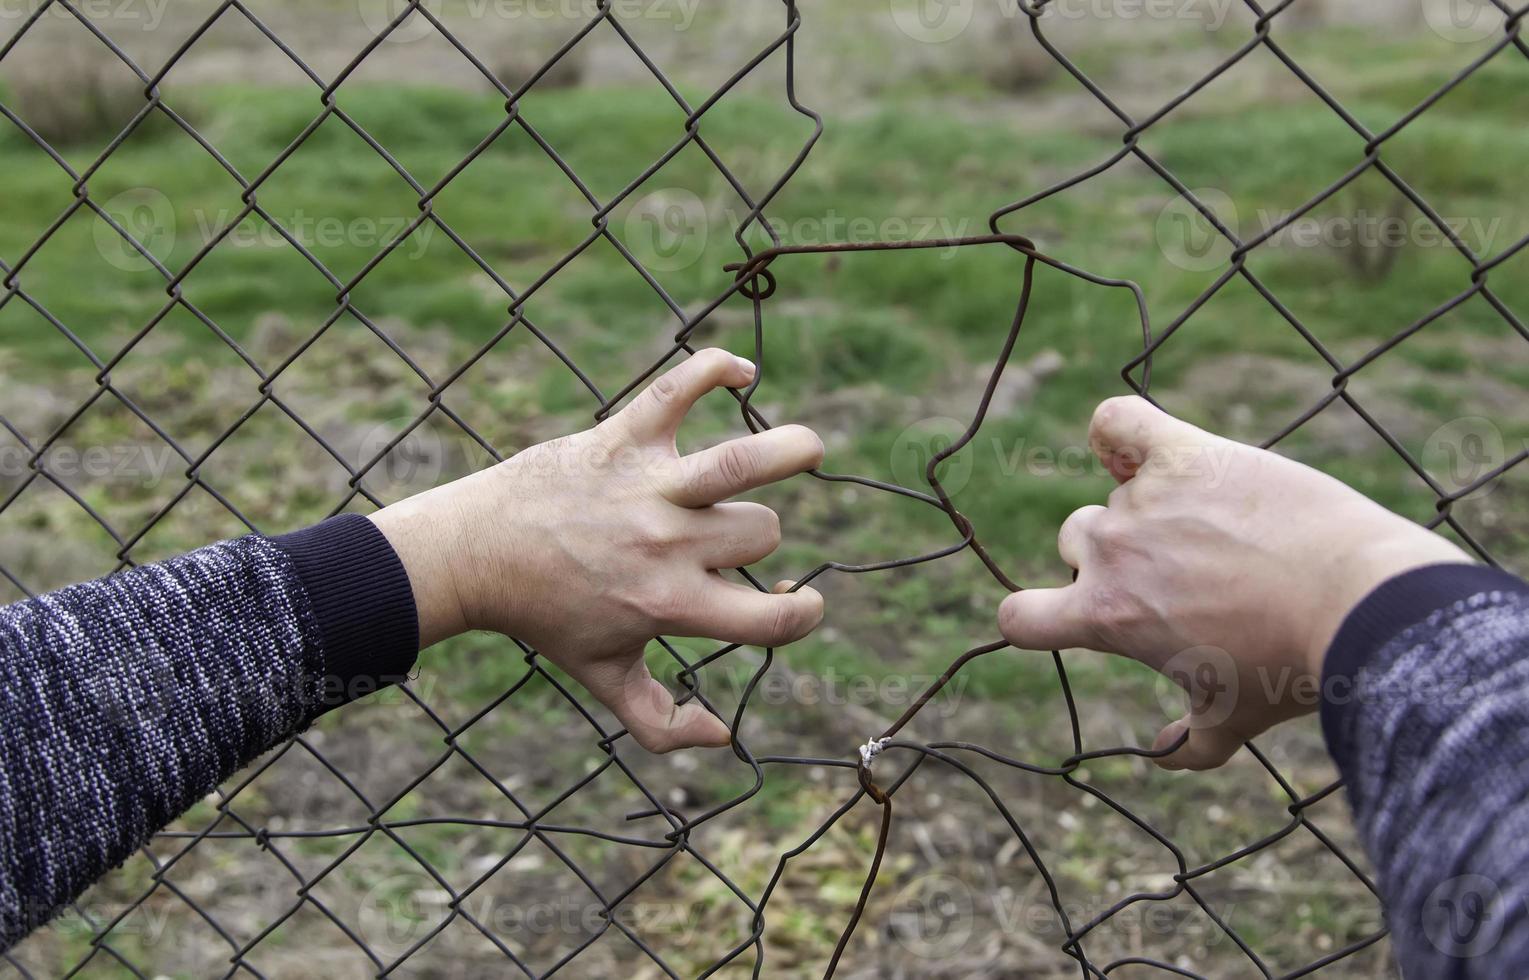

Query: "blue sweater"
<box><xmin>0</xmin><ymin>515</ymin><xmax>1526</xmax><ymax>974</ymax></box>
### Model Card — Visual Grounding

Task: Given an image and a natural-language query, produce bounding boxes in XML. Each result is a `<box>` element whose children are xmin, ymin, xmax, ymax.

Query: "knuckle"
<box><xmin>636</xmin><ymin>725</ymin><xmax>676</xmax><ymax>753</ymax></box>
<box><xmin>1089</xmin><ymin>515</ymin><xmax>1129</xmax><ymax>553</ymax></box>
<box><xmin>718</xmin><ymin>441</ymin><xmax>759</xmax><ymax>489</ymax></box>
<box><xmin>692</xmin><ymin>348</ymin><xmax>730</xmax><ymax>377</ymax></box>
<box><xmin>647</xmin><ymin>373</ymin><xmax>680</xmax><ymax>406</ymax></box>
<box><xmin>642</xmin><ymin>583</ymin><xmax>691</xmax><ymax>627</ymax></box>
<box><xmin>681</xmin><ymin>459</ymin><xmax>720</xmax><ymax>502</ymax></box>
<box><xmin>1058</xmin><ymin>505</ymin><xmax>1102</xmax><ymax>549</ymax></box>
<box><xmin>1128</xmin><ymin>474</ymin><xmax>1170</xmax><ymax>507</ymax></box>
<box><xmin>767</xmin><ymin>600</ymin><xmax>800</xmax><ymax>643</ymax></box>
<box><xmin>640</xmin><ymin>515</ymin><xmax>686</xmax><ymax>555</ymax></box>
<box><xmin>1090</xmin><ymin>397</ymin><xmax>1129</xmax><ymax>437</ymax></box>
<box><xmin>1082</xmin><ymin>583</ymin><xmax>1142</xmax><ymax>645</ymax></box>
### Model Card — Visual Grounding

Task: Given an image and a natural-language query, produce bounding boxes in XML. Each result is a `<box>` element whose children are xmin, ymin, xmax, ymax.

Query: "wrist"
<box><xmin>368</xmin><ymin>484</ymin><xmax>473</xmax><ymax>649</ymax></box>
<box><xmin>1302</xmin><ymin>519</ymin><xmax>1472</xmax><ymax>677</ymax></box>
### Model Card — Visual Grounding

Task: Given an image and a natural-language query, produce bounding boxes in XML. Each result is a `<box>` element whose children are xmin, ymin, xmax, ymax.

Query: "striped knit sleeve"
<box><xmin>1321</xmin><ymin>563</ymin><xmax>1529</xmax><ymax>978</ymax></box>
<box><xmin>0</xmin><ymin>514</ymin><xmax>419</xmax><ymax>952</ymax></box>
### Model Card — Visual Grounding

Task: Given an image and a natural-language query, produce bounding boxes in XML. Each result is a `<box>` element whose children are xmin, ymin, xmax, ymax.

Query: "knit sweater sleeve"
<box><xmin>1321</xmin><ymin>563</ymin><xmax>1529</xmax><ymax>978</ymax></box>
<box><xmin>0</xmin><ymin>514</ymin><xmax>419</xmax><ymax>952</ymax></box>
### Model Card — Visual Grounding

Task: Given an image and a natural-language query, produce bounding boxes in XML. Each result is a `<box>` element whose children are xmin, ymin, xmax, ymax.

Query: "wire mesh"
<box><xmin>0</xmin><ymin>0</ymin><xmax>1525</xmax><ymax>976</ymax></box>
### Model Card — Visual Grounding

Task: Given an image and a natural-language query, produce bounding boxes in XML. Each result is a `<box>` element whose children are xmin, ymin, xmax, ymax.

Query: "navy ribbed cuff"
<box><xmin>1320</xmin><ymin>562</ymin><xmax>1529</xmax><ymax>765</ymax></box>
<box><xmin>271</xmin><ymin>513</ymin><xmax>420</xmax><ymax>713</ymax></box>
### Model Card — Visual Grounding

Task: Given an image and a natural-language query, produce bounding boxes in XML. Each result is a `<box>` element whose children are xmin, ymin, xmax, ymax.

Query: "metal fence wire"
<box><xmin>1</xmin><ymin>0</ymin><xmax>1527</xmax><ymax>976</ymax></box>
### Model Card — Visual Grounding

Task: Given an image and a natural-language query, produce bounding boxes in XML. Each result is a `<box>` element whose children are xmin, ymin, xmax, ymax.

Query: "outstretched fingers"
<box><xmin>575</xmin><ymin>655</ymin><xmax>731</xmax><ymax>754</ymax></box>
<box><xmin>615</xmin><ymin>348</ymin><xmax>757</xmax><ymax>444</ymax></box>
<box><xmin>663</xmin><ymin>425</ymin><xmax>824</xmax><ymax>508</ymax></box>
<box><xmin>684</xmin><ymin>574</ymin><xmax>825</xmax><ymax>649</ymax></box>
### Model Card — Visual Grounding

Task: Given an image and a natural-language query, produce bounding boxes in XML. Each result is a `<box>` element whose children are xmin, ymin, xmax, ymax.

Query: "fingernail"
<box><xmin>733</xmin><ymin>355</ymin><xmax>756</xmax><ymax>379</ymax></box>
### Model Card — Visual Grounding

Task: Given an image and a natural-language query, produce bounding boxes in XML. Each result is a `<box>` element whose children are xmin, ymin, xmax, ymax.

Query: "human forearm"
<box><xmin>0</xmin><ymin>516</ymin><xmax>417</xmax><ymax>951</ymax></box>
<box><xmin>1322</xmin><ymin>564</ymin><xmax>1529</xmax><ymax>977</ymax></box>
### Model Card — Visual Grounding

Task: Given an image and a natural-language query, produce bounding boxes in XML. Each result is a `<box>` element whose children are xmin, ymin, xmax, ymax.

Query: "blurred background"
<box><xmin>1</xmin><ymin>0</ymin><xmax>1524</xmax><ymax>976</ymax></box>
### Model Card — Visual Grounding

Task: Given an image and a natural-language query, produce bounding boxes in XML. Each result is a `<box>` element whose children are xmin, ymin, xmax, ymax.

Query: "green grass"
<box><xmin>11</xmin><ymin>24</ymin><xmax>1518</xmax><ymax>979</ymax></box>
<box><xmin>3</xmin><ymin>43</ymin><xmax>1525</xmax><ymax>692</ymax></box>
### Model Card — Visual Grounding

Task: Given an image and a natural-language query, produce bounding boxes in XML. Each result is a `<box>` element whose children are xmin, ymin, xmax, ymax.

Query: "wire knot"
<box><xmin>858</xmin><ymin>736</ymin><xmax>890</xmax><ymax>767</ymax></box>
<box><xmin>723</xmin><ymin>261</ymin><xmax>778</xmax><ymax>301</ymax></box>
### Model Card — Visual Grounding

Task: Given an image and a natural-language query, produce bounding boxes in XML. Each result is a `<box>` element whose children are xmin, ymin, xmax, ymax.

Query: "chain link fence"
<box><xmin>1</xmin><ymin>0</ymin><xmax>1525</xmax><ymax>976</ymax></box>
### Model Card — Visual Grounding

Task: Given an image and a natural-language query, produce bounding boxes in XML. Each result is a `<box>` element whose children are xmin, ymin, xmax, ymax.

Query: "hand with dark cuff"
<box><xmin>0</xmin><ymin>348</ymin><xmax>822</xmax><ymax>953</ymax></box>
<box><xmin>997</xmin><ymin>395</ymin><xmax>1472</xmax><ymax>769</ymax></box>
<box><xmin>369</xmin><ymin>347</ymin><xmax>825</xmax><ymax>752</ymax></box>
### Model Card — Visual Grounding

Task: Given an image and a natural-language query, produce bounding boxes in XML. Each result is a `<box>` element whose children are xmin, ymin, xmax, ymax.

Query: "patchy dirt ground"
<box><xmin>2</xmin><ymin>1</ymin><xmax>1517</xmax><ymax>976</ymax></box>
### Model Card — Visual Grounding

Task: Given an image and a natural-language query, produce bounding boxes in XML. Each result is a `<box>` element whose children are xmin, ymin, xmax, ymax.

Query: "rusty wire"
<box><xmin>0</xmin><ymin>0</ymin><xmax>1525</xmax><ymax>976</ymax></box>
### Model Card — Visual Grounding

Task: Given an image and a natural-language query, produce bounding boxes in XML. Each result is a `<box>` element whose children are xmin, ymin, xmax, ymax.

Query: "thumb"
<box><xmin>1150</xmin><ymin>715</ymin><xmax>1244</xmax><ymax>771</ymax></box>
<box><xmin>577</xmin><ymin>656</ymin><xmax>732</xmax><ymax>754</ymax></box>
<box><xmin>997</xmin><ymin>587</ymin><xmax>1095</xmax><ymax>652</ymax></box>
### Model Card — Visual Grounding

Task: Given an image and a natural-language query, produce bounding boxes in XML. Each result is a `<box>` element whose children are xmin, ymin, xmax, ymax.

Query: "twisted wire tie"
<box><xmin>858</xmin><ymin>736</ymin><xmax>891</xmax><ymax>768</ymax></box>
